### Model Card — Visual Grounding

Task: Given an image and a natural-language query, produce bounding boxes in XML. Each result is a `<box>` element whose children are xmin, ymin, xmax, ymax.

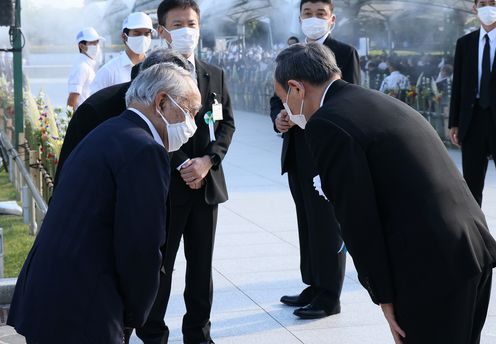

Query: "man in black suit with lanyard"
<box><xmin>450</xmin><ymin>0</ymin><xmax>496</xmax><ymax>206</ymax></box>
<box><xmin>270</xmin><ymin>0</ymin><xmax>360</xmax><ymax>319</ymax></box>
<box><xmin>135</xmin><ymin>2</ymin><xmax>235</xmax><ymax>344</ymax></box>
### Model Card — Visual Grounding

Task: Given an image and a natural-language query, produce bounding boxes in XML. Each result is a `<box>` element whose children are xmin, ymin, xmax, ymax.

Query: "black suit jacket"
<box><xmin>8</xmin><ymin>111</ymin><xmax>170</xmax><ymax>343</ymax></box>
<box><xmin>56</xmin><ymin>59</ymin><xmax>235</xmax><ymax>206</ymax></box>
<box><xmin>306</xmin><ymin>80</ymin><xmax>496</xmax><ymax>304</ymax></box>
<box><xmin>54</xmin><ymin>81</ymin><xmax>130</xmax><ymax>185</ymax></box>
<box><xmin>169</xmin><ymin>58</ymin><xmax>235</xmax><ymax>206</ymax></box>
<box><xmin>449</xmin><ymin>29</ymin><xmax>496</xmax><ymax>142</ymax></box>
<box><xmin>270</xmin><ymin>35</ymin><xmax>360</xmax><ymax>174</ymax></box>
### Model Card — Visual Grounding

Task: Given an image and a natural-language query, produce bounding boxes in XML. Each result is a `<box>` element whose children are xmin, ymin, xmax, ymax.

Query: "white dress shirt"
<box><xmin>128</xmin><ymin>108</ymin><xmax>165</xmax><ymax>148</ymax></box>
<box><xmin>67</xmin><ymin>54</ymin><xmax>96</xmax><ymax>108</ymax></box>
<box><xmin>187</xmin><ymin>54</ymin><xmax>197</xmax><ymax>83</ymax></box>
<box><xmin>477</xmin><ymin>27</ymin><xmax>496</xmax><ymax>97</ymax></box>
<box><xmin>90</xmin><ymin>51</ymin><xmax>135</xmax><ymax>95</ymax></box>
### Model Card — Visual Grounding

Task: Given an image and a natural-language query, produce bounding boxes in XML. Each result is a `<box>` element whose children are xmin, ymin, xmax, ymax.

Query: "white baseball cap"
<box><xmin>76</xmin><ymin>27</ymin><xmax>104</xmax><ymax>43</ymax></box>
<box><xmin>122</xmin><ymin>12</ymin><xmax>154</xmax><ymax>31</ymax></box>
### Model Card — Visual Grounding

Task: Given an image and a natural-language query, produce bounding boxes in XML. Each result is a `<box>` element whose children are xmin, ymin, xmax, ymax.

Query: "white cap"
<box><xmin>76</xmin><ymin>27</ymin><xmax>104</xmax><ymax>43</ymax></box>
<box><xmin>122</xmin><ymin>12</ymin><xmax>154</xmax><ymax>31</ymax></box>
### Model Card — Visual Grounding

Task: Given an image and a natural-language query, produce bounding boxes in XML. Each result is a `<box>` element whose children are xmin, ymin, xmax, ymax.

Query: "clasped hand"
<box><xmin>180</xmin><ymin>156</ymin><xmax>213</xmax><ymax>190</ymax></box>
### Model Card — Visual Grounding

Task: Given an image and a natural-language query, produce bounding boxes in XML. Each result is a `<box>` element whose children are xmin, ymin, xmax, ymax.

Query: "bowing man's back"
<box><xmin>7</xmin><ymin>110</ymin><xmax>170</xmax><ymax>344</ymax></box>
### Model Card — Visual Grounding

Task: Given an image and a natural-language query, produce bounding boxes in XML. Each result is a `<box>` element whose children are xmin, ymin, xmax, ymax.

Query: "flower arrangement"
<box><xmin>0</xmin><ymin>74</ymin><xmax>14</xmax><ymax>117</ymax></box>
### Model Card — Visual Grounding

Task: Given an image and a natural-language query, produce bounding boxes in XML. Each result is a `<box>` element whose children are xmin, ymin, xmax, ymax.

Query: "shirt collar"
<box><xmin>187</xmin><ymin>54</ymin><xmax>196</xmax><ymax>69</ymax></box>
<box><xmin>305</xmin><ymin>32</ymin><xmax>330</xmax><ymax>45</ymax></box>
<box><xmin>320</xmin><ymin>79</ymin><xmax>337</xmax><ymax>107</ymax></box>
<box><xmin>480</xmin><ymin>27</ymin><xmax>496</xmax><ymax>43</ymax></box>
<box><xmin>79</xmin><ymin>53</ymin><xmax>96</xmax><ymax>66</ymax></box>
<box><xmin>120</xmin><ymin>51</ymin><xmax>135</xmax><ymax>68</ymax></box>
<box><xmin>128</xmin><ymin>108</ymin><xmax>165</xmax><ymax>148</ymax></box>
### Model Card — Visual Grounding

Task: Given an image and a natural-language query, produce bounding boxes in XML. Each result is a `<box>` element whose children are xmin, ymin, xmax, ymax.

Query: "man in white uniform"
<box><xmin>67</xmin><ymin>27</ymin><xmax>103</xmax><ymax>110</ymax></box>
<box><xmin>90</xmin><ymin>12</ymin><xmax>153</xmax><ymax>94</ymax></box>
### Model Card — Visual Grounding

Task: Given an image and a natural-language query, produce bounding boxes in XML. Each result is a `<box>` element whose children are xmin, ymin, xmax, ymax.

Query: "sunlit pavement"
<box><xmin>1</xmin><ymin>110</ymin><xmax>495</xmax><ymax>343</ymax></box>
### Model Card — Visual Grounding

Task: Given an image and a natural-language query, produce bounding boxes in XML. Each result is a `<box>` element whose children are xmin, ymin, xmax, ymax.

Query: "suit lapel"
<box><xmin>195</xmin><ymin>58</ymin><xmax>211</xmax><ymax>107</ymax></box>
<box><xmin>470</xmin><ymin>30</ymin><xmax>481</xmax><ymax>92</ymax></box>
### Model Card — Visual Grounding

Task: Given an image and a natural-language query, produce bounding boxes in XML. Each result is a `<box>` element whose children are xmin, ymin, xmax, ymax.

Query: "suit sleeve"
<box><xmin>203</xmin><ymin>69</ymin><xmax>236</xmax><ymax>170</ymax></box>
<box><xmin>449</xmin><ymin>38</ymin><xmax>463</xmax><ymax>128</ymax></box>
<box><xmin>341</xmin><ymin>48</ymin><xmax>361</xmax><ymax>85</ymax></box>
<box><xmin>305</xmin><ymin>117</ymin><xmax>394</xmax><ymax>305</ymax></box>
<box><xmin>113</xmin><ymin>144</ymin><xmax>169</xmax><ymax>327</ymax></box>
<box><xmin>54</xmin><ymin>103</ymin><xmax>102</xmax><ymax>187</ymax></box>
<box><xmin>270</xmin><ymin>93</ymin><xmax>284</xmax><ymax>133</ymax></box>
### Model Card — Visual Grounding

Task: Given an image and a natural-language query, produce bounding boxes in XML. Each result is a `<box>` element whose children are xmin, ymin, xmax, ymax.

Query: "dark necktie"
<box><xmin>479</xmin><ymin>34</ymin><xmax>491</xmax><ymax>109</ymax></box>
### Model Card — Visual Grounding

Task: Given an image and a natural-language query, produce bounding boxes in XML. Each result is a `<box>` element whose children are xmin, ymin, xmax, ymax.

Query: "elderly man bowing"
<box><xmin>274</xmin><ymin>43</ymin><xmax>496</xmax><ymax>344</ymax></box>
<box><xmin>7</xmin><ymin>63</ymin><xmax>201</xmax><ymax>344</ymax></box>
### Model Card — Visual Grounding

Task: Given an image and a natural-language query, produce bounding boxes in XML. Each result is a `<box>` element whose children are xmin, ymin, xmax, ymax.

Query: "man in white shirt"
<box><xmin>67</xmin><ymin>27</ymin><xmax>103</xmax><ymax>110</ymax></box>
<box><xmin>379</xmin><ymin>59</ymin><xmax>410</xmax><ymax>98</ymax></box>
<box><xmin>449</xmin><ymin>0</ymin><xmax>496</xmax><ymax>206</ymax></box>
<box><xmin>90</xmin><ymin>12</ymin><xmax>153</xmax><ymax>94</ymax></box>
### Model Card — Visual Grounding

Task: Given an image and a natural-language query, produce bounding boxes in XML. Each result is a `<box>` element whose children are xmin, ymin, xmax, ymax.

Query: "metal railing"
<box><xmin>0</xmin><ymin>128</ymin><xmax>47</xmax><ymax>235</ymax></box>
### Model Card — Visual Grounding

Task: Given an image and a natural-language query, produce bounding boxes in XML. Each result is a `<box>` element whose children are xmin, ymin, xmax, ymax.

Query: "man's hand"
<box><xmin>450</xmin><ymin>127</ymin><xmax>460</xmax><ymax>147</ymax></box>
<box><xmin>187</xmin><ymin>178</ymin><xmax>205</xmax><ymax>190</ymax></box>
<box><xmin>180</xmin><ymin>156</ymin><xmax>213</xmax><ymax>184</ymax></box>
<box><xmin>275</xmin><ymin>110</ymin><xmax>294</xmax><ymax>133</ymax></box>
<box><xmin>380</xmin><ymin>303</ymin><xmax>406</xmax><ymax>344</ymax></box>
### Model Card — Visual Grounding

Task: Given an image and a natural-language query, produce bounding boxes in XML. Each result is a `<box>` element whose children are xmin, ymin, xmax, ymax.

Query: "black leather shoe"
<box><xmin>293</xmin><ymin>303</ymin><xmax>341</xmax><ymax>319</ymax></box>
<box><xmin>280</xmin><ymin>287</ymin><xmax>314</xmax><ymax>307</ymax></box>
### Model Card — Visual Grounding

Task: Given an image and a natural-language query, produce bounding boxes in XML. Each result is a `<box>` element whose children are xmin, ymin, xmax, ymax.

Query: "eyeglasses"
<box><xmin>477</xmin><ymin>1</ymin><xmax>496</xmax><ymax>8</ymax></box>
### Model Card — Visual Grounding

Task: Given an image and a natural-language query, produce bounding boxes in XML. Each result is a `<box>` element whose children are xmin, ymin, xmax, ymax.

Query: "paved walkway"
<box><xmin>1</xmin><ymin>110</ymin><xmax>495</xmax><ymax>343</ymax></box>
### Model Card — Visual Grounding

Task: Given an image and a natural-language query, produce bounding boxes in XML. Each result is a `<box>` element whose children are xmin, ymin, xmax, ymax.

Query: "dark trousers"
<box><xmin>395</xmin><ymin>268</ymin><xmax>492</xmax><ymax>344</ymax></box>
<box><xmin>286</xmin><ymin>161</ymin><xmax>345</xmax><ymax>309</ymax></box>
<box><xmin>462</xmin><ymin>105</ymin><xmax>496</xmax><ymax>206</ymax></box>
<box><xmin>137</xmin><ymin>189</ymin><xmax>218</xmax><ymax>344</ymax></box>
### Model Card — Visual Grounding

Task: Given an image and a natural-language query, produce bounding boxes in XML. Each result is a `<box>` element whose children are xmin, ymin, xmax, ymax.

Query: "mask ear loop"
<box><xmin>298</xmin><ymin>83</ymin><xmax>305</xmax><ymax>115</ymax></box>
<box><xmin>329</xmin><ymin>16</ymin><xmax>336</xmax><ymax>33</ymax></box>
<box><xmin>159</xmin><ymin>25</ymin><xmax>173</xmax><ymax>46</ymax></box>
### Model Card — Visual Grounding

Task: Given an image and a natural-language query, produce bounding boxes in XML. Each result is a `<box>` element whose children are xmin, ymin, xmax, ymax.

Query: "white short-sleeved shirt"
<box><xmin>67</xmin><ymin>54</ymin><xmax>97</xmax><ymax>108</ymax></box>
<box><xmin>90</xmin><ymin>51</ymin><xmax>134</xmax><ymax>94</ymax></box>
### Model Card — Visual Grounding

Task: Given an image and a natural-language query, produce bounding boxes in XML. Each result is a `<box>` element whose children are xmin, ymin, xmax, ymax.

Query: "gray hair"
<box><xmin>125</xmin><ymin>62</ymin><xmax>195</xmax><ymax>107</ymax></box>
<box><xmin>140</xmin><ymin>48</ymin><xmax>192</xmax><ymax>72</ymax></box>
<box><xmin>275</xmin><ymin>43</ymin><xmax>341</xmax><ymax>88</ymax></box>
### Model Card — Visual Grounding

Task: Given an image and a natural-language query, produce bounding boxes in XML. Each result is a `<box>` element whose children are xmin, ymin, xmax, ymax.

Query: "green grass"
<box><xmin>0</xmin><ymin>170</ymin><xmax>35</xmax><ymax>278</ymax></box>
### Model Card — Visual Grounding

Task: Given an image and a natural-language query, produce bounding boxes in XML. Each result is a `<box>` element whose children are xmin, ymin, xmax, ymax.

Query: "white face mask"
<box><xmin>301</xmin><ymin>17</ymin><xmax>331</xmax><ymax>40</ymax></box>
<box><xmin>478</xmin><ymin>6</ymin><xmax>496</xmax><ymax>26</ymax></box>
<box><xmin>157</xmin><ymin>95</ymin><xmax>197</xmax><ymax>152</ymax></box>
<box><xmin>163</xmin><ymin>27</ymin><xmax>200</xmax><ymax>56</ymax></box>
<box><xmin>125</xmin><ymin>35</ymin><xmax>152</xmax><ymax>55</ymax></box>
<box><xmin>283</xmin><ymin>87</ymin><xmax>307</xmax><ymax>130</ymax></box>
<box><xmin>86</xmin><ymin>45</ymin><xmax>100</xmax><ymax>60</ymax></box>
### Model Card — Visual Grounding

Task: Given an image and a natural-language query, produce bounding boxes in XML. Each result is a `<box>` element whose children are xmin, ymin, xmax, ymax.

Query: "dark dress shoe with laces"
<box><xmin>280</xmin><ymin>286</ymin><xmax>315</xmax><ymax>307</ymax></box>
<box><xmin>293</xmin><ymin>302</ymin><xmax>341</xmax><ymax>319</ymax></box>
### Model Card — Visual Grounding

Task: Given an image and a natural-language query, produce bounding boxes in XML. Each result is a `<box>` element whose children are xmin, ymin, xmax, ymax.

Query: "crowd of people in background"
<box><xmin>197</xmin><ymin>41</ymin><xmax>455</xmax><ymax>124</ymax></box>
<box><xmin>199</xmin><ymin>43</ymin><xmax>285</xmax><ymax>114</ymax></box>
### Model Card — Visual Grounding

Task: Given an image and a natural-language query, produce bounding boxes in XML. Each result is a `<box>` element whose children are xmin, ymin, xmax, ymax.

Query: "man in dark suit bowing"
<box><xmin>269</xmin><ymin>0</ymin><xmax>360</xmax><ymax>319</ymax></box>
<box><xmin>53</xmin><ymin>48</ymin><xmax>191</xmax><ymax>186</ymax></box>
<box><xmin>274</xmin><ymin>42</ymin><xmax>496</xmax><ymax>344</ymax></box>
<box><xmin>7</xmin><ymin>63</ymin><xmax>201</xmax><ymax>344</ymax></box>
<box><xmin>135</xmin><ymin>2</ymin><xmax>235</xmax><ymax>344</ymax></box>
<box><xmin>449</xmin><ymin>0</ymin><xmax>496</xmax><ymax>206</ymax></box>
